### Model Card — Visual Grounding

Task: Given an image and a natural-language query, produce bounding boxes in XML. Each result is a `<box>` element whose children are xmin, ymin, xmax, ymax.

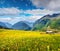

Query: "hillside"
<box><xmin>32</xmin><ymin>13</ymin><xmax>60</xmax><ymax>31</ymax></box>
<box><xmin>0</xmin><ymin>22</ymin><xmax>12</xmax><ymax>29</ymax></box>
<box><xmin>12</xmin><ymin>21</ymin><xmax>31</xmax><ymax>30</ymax></box>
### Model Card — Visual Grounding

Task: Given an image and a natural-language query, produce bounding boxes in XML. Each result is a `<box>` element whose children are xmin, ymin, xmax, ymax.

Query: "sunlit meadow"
<box><xmin>0</xmin><ymin>29</ymin><xmax>60</xmax><ymax>51</ymax></box>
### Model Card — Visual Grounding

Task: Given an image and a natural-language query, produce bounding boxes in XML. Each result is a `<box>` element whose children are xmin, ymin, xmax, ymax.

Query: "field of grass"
<box><xmin>0</xmin><ymin>29</ymin><xmax>60</xmax><ymax>51</ymax></box>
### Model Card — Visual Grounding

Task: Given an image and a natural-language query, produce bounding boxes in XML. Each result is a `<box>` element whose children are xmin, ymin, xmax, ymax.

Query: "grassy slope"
<box><xmin>0</xmin><ymin>29</ymin><xmax>60</xmax><ymax>51</ymax></box>
<box><xmin>33</xmin><ymin>17</ymin><xmax>60</xmax><ymax>31</ymax></box>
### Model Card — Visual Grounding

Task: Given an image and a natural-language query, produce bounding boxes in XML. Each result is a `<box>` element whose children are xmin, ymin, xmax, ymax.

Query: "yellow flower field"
<box><xmin>0</xmin><ymin>29</ymin><xmax>60</xmax><ymax>51</ymax></box>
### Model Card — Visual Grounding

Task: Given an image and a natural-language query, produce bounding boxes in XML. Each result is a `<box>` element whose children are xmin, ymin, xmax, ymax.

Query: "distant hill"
<box><xmin>0</xmin><ymin>13</ymin><xmax>60</xmax><ymax>31</ymax></box>
<box><xmin>0</xmin><ymin>22</ymin><xmax>7</xmax><ymax>29</ymax></box>
<box><xmin>0</xmin><ymin>21</ymin><xmax>33</xmax><ymax>30</ymax></box>
<box><xmin>0</xmin><ymin>22</ymin><xmax>12</xmax><ymax>29</ymax></box>
<box><xmin>12</xmin><ymin>21</ymin><xmax>31</xmax><ymax>30</ymax></box>
<box><xmin>5</xmin><ymin>22</ymin><xmax>12</xmax><ymax>28</ymax></box>
<box><xmin>22</xmin><ymin>21</ymin><xmax>34</xmax><ymax>27</ymax></box>
<box><xmin>32</xmin><ymin>13</ymin><xmax>60</xmax><ymax>31</ymax></box>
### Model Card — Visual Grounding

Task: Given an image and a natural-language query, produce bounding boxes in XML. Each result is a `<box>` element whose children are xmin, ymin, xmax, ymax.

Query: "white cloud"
<box><xmin>47</xmin><ymin>0</ymin><xmax>60</xmax><ymax>11</ymax></box>
<box><xmin>25</xmin><ymin>9</ymin><xmax>54</xmax><ymax>15</ymax></box>
<box><xmin>28</xmin><ymin>15</ymin><xmax>42</xmax><ymax>22</ymax></box>
<box><xmin>0</xmin><ymin>7</ymin><xmax>21</xmax><ymax>16</ymax></box>
<box><xmin>0</xmin><ymin>8</ymin><xmax>56</xmax><ymax>24</ymax></box>
<box><xmin>30</xmin><ymin>0</ymin><xmax>60</xmax><ymax>11</ymax></box>
<box><xmin>0</xmin><ymin>17</ymin><xmax>11</xmax><ymax>22</ymax></box>
<box><xmin>0</xmin><ymin>15</ymin><xmax>42</xmax><ymax>24</ymax></box>
<box><xmin>0</xmin><ymin>7</ymin><xmax>55</xmax><ymax>17</ymax></box>
<box><xmin>0</xmin><ymin>17</ymin><xmax>26</xmax><ymax>24</ymax></box>
<box><xmin>0</xmin><ymin>7</ymin><xmax>59</xmax><ymax>24</ymax></box>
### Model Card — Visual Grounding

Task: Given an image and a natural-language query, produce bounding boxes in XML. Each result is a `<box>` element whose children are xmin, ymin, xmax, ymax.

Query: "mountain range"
<box><xmin>0</xmin><ymin>21</ymin><xmax>33</xmax><ymax>30</ymax></box>
<box><xmin>32</xmin><ymin>13</ymin><xmax>60</xmax><ymax>31</ymax></box>
<box><xmin>0</xmin><ymin>13</ymin><xmax>60</xmax><ymax>31</ymax></box>
<box><xmin>0</xmin><ymin>22</ymin><xmax>12</xmax><ymax>29</ymax></box>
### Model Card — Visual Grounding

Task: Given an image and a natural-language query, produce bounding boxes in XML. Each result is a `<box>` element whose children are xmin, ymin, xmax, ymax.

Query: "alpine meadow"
<box><xmin>0</xmin><ymin>0</ymin><xmax>60</xmax><ymax>51</ymax></box>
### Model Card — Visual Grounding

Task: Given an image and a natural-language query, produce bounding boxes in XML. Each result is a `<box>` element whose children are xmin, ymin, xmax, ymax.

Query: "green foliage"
<box><xmin>32</xmin><ymin>17</ymin><xmax>60</xmax><ymax>31</ymax></box>
<box><xmin>32</xmin><ymin>23</ymin><xmax>45</xmax><ymax>31</ymax></box>
<box><xmin>50</xmin><ymin>19</ymin><xmax>60</xmax><ymax>30</ymax></box>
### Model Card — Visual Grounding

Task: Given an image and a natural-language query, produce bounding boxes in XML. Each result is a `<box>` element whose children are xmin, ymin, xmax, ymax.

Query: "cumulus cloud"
<box><xmin>0</xmin><ymin>17</ymin><xmax>12</xmax><ymax>23</ymax></box>
<box><xmin>0</xmin><ymin>7</ymin><xmax>58</xmax><ymax>23</ymax></box>
<box><xmin>0</xmin><ymin>17</ymin><xmax>11</xmax><ymax>22</ymax></box>
<box><xmin>0</xmin><ymin>7</ymin><xmax>54</xmax><ymax>16</ymax></box>
<box><xmin>0</xmin><ymin>16</ymin><xmax>42</xmax><ymax>24</ymax></box>
<box><xmin>28</xmin><ymin>15</ymin><xmax>42</xmax><ymax>22</ymax></box>
<box><xmin>0</xmin><ymin>8</ymin><xmax>56</xmax><ymax>24</ymax></box>
<box><xmin>0</xmin><ymin>7</ymin><xmax>21</xmax><ymax>16</ymax></box>
<box><xmin>30</xmin><ymin>0</ymin><xmax>60</xmax><ymax>11</ymax></box>
<box><xmin>25</xmin><ymin>9</ymin><xmax>54</xmax><ymax>15</ymax></box>
<box><xmin>0</xmin><ymin>17</ymin><xmax>26</xmax><ymax>24</ymax></box>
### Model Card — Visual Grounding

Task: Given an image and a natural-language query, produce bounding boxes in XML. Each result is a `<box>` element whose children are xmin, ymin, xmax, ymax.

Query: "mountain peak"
<box><xmin>32</xmin><ymin>13</ymin><xmax>60</xmax><ymax>31</ymax></box>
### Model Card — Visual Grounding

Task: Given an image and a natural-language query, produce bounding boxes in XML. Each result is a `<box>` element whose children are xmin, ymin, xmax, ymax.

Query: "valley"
<box><xmin>0</xmin><ymin>0</ymin><xmax>60</xmax><ymax>51</ymax></box>
<box><xmin>0</xmin><ymin>13</ymin><xmax>60</xmax><ymax>51</ymax></box>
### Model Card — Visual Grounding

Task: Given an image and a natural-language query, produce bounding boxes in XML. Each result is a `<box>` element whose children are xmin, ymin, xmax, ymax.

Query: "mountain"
<box><xmin>0</xmin><ymin>22</ymin><xmax>12</xmax><ymax>29</ymax></box>
<box><xmin>32</xmin><ymin>13</ymin><xmax>60</xmax><ymax>31</ymax></box>
<box><xmin>0</xmin><ymin>22</ymin><xmax>7</xmax><ymax>28</ymax></box>
<box><xmin>12</xmin><ymin>21</ymin><xmax>31</xmax><ymax>30</ymax></box>
<box><xmin>5</xmin><ymin>22</ymin><xmax>12</xmax><ymax>28</ymax></box>
<box><xmin>22</xmin><ymin>21</ymin><xmax>34</xmax><ymax>27</ymax></box>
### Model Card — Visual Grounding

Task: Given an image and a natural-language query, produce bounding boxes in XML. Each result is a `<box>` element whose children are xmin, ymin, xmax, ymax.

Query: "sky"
<box><xmin>0</xmin><ymin>0</ymin><xmax>60</xmax><ymax>24</ymax></box>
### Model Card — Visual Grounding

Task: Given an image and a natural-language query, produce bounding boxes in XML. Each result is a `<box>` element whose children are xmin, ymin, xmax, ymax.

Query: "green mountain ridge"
<box><xmin>32</xmin><ymin>14</ymin><xmax>60</xmax><ymax>31</ymax></box>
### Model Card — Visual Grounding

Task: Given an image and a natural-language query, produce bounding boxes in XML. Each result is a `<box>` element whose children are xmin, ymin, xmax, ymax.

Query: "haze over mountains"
<box><xmin>0</xmin><ymin>13</ymin><xmax>60</xmax><ymax>31</ymax></box>
<box><xmin>0</xmin><ymin>21</ymin><xmax>33</xmax><ymax>30</ymax></box>
<box><xmin>12</xmin><ymin>21</ymin><xmax>31</xmax><ymax>30</ymax></box>
<box><xmin>0</xmin><ymin>22</ymin><xmax>12</xmax><ymax>29</ymax></box>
